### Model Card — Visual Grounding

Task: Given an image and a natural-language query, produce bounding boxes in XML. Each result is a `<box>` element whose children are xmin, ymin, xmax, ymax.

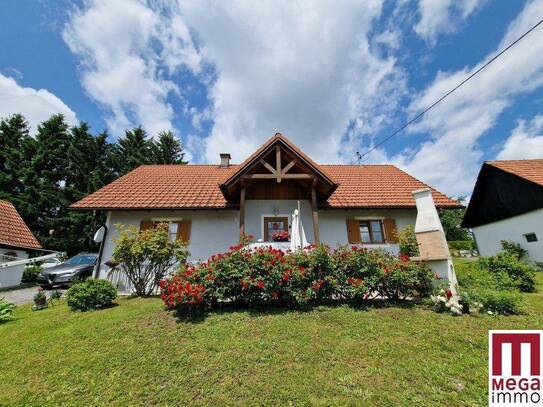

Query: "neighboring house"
<box><xmin>71</xmin><ymin>134</ymin><xmax>460</xmax><ymax>277</ymax></box>
<box><xmin>462</xmin><ymin>159</ymin><xmax>543</xmax><ymax>261</ymax></box>
<box><xmin>0</xmin><ymin>199</ymin><xmax>42</xmax><ymax>287</ymax></box>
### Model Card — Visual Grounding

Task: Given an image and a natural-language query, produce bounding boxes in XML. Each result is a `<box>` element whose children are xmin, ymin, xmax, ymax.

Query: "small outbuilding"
<box><xmin>462</xmin><ymin>159</ymin><xmax>543</xmax><ymax>261</ymax></box>
<box><xmin>0</xmin><ymin>199</ymin><xmax>42</xmax><ymax>288</ymax></box>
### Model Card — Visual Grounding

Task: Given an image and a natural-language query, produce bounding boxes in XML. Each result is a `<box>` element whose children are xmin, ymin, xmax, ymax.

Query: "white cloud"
<box><xmin>396</xmin><ymin>0</ymin><xmax>543</xmax><ymax>196</ymax></box>
<box><xmin>497</xmin><ymin>115</ymin><xmax>543</xmax><ymax>159</ymax></box>
<box><xmin>0</xmin><ymin>74</ymin><xmax>77</xmax><ymax>133</ymax></box>
<box><xmin>179</xmin><ymin>0</ymin><xmax>405</xmax><ymax>163</ymax></box>
<box><xmin>63</xmin><ymin>0</ymin><xmax>201</xmax><ymax>137</ymax></box>
<box><xmin>414</xmin><ymin>0</ymin><xmax>486</xmax><ymax>43</ymax></box>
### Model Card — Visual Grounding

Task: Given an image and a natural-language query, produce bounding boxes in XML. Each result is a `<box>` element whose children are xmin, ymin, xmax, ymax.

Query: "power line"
<box><xmin>356</xmin><ymin>16</ymin><xmax>543</xmax><ymax>163</ymax></box>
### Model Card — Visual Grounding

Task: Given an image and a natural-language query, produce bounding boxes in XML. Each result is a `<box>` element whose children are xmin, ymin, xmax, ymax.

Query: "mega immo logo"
<box><xmin>489</xmin><ymin>330</ymin><xmax>542</xmax><ymax>406</ymax></box>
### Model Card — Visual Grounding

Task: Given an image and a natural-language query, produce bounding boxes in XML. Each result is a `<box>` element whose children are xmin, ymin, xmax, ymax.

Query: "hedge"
<box><xmin>160</xmin><ymin>244</ymin><xmax>436</xmax><ymax>312</ymax></box>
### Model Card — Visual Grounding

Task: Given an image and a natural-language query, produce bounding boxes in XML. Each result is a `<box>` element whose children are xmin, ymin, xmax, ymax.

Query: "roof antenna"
<box><xmin>356</xmin><ymin>151</ymin><xmax>362</xmax><ymax>165</ymax></box>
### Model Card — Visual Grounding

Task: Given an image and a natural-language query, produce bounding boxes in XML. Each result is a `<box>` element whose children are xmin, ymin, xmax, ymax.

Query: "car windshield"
<box><xmin>64</xmin><ymin>255</ymin><xmax>97</xmax><ymax>265</ymax></box>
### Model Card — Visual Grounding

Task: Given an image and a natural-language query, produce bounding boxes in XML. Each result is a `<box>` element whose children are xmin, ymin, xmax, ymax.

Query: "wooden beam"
<box><xmin>281</xmin><ymin>160</ymin><xmax>296</xmax><ymax>174</ymax></box>
<box><xmin>243</xmin><ymin>173</ymin><xmax>313</xmax><ymax>180</ymax></box>
<box><xmin>276</xmin><ymin>145</ymin><xmax>281</xmax><ymax>183</ymax></box>
<box><xmin>239</xmin><ymin>183</ymin><xmax>246</xmax><ymax>241</ymax></box>
<box><xmin>260</xmin><ymin>159</ymin><xmax>277</xmax><ymax>174</ymax></box>
<box><xmin>311</xmin><ymin>179</ymin><xmax>320</xmax><ymax>245</ymax></box>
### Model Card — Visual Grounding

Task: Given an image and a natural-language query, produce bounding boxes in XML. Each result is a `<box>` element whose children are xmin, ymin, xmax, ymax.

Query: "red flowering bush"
<box><xmin>160</xmin><ymin>244</ymin><xmax>435</xmax><ymax>313</ymax></box>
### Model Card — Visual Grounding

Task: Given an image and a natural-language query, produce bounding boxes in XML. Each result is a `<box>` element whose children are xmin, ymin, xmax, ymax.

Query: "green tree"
<box><xmin>65</xmin><ymin>123</ymin><xmax>117</xmax><ymax>254</ymax></box>
<box><xmin>113</xmin><ymin>126</ymin><xmax>153</xmax><ymax>175</ymax></box>
<box><xmin>0</xmin><ymin>114</ymin><xmax>36</xmax><ymax>209</ymax></box>
<box><xmin>151</xmin><ymin>130</ymin><xmax>187</xmax><ymax>164</ymax></box>
<box><xmin>30</xmin><ymin>114</ymin><xmax>73</xmax><ymax>251</ymax></box>
<box><xmin>440</xmin><ymin>197</ymin><xmax>472</xmax><ymax>241</ymax></box>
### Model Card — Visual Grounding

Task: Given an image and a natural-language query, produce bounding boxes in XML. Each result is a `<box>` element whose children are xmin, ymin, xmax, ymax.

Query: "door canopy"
<box><xmin>220</xmin><ymin>133</ymin><xmax>338</xmax><ymax>202</ymax></box>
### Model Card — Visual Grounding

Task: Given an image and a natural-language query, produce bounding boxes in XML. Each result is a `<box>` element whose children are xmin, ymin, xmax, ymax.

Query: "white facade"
<box><xmin>472</xmin><ymin>208</ymin><xmax>543</xmax><ymax>262</ymax></box>
<box><xmin>0</xmin><ymin>247</ymin><xmax>29</xmax><ymax>288</ymax></box>
<box><xmin>97</xmin><ymin>200</ymin><xmax>417</xmax><ymax>281</ymax></box>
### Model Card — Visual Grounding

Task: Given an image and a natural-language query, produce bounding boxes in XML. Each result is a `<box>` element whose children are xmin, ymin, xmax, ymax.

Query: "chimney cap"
<box><xmin>219</xmin><ymin>153</ymin><xmax>231</xmax><ymax>168</ymax></box>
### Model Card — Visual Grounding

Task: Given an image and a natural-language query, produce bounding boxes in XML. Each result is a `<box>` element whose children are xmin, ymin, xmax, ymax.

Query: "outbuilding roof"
<box><xmin>0</xmin><ymin>199</ymin><xmax>42</xmax><ymax>250</ymax></box>
<box><xmin>486</xmin><ymin>159</ymin><xmax>543</xmax><ymax>187</ymax></box>
<box><xmin>462</xmin><ymin>159</ymin><xmax>543</xmax><ymax>228</ymax></box>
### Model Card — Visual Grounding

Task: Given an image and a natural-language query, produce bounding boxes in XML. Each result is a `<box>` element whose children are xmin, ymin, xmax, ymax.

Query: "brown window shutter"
<box><xmin>176</xmin><ymin>220</ymin><xmax>192</xmax><ymax>244</ymax></box>
<box><xmin>346</xmin><ymin>219</ymin><xmax>361</xmax><ymax>244</ymax></box>
<box><xmin>383</xmin><ymin>219</ymin><xmax>398</xmax><ymax>243</ymax></box>
<box><xmin>140</xmin><ymin>220</ymin><xmax>154</xmax><ymax>231</ymax></box>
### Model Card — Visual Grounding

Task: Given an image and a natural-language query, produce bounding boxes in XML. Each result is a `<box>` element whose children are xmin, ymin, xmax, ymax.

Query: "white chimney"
<box><xmin>412</xmin><ymin>188</ymin><xmax>458</xmax><ymax>294</ymax></box>
<box><xmin>220</xmin><ymin>153</ymin><xmax>231</xmax><ymax>168</ymax></box>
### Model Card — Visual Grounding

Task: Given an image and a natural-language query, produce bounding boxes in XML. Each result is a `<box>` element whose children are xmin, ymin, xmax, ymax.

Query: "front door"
<box><xmin>263</xmin><ymin>216</ymin><xmax>289</xmax><ymax>242</ymax></box>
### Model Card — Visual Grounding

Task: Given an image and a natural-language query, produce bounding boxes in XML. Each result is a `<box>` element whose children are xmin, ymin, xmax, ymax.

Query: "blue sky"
<box><xmin>1</xmin><ymin>0</ymin><xmax>542</xmax><ymax>197</ymax></box>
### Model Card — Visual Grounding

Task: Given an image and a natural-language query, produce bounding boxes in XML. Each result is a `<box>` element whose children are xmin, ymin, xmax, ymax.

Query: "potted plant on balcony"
<box><xmin>272</xmin><ymin>230</ymin><xmax>289</xmax><ymax>242</ymax></box>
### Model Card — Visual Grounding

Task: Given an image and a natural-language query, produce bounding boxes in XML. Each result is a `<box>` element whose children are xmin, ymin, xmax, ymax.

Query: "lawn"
<box><xmin>1</xmin><ymin>271</ymin><xmax>542</xmax><ymax>406</ymax></box>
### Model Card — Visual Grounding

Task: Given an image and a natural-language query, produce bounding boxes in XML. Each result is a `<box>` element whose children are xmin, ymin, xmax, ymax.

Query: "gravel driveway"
<box><xmin>1</xmin><ymin>287</ymin><xmax>65</xmax><ymax>305</ymax></box>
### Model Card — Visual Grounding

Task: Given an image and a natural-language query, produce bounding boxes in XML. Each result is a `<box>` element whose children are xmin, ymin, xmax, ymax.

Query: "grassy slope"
<box><xmin>1</xmin><ymin>274</ymin><xmax>542</xmax><ymax>406</ymax></box>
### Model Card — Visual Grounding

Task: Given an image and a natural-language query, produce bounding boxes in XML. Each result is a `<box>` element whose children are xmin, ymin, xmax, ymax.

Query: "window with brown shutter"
<box><xmin>140</xmin><ymin>220</ymin><xmax>154</xmax><ymax>231</ymax></box>
<box><xmin>346</xmin><ymin>218</ymin><xmax>398</xmax><ymax>244</ymax></box>
<box><xmin>383</xmin><ymin>218</ymin><xmax>398</xmax><ymax>243</ymax></box>
<box><xmin>346</xmin><ymin>219</ymin><xmax>361</xmax><ymax>243</ymax></box>
<box><xmin>139</xmin><ymin>220</ymin><xmax>191</xmax><ymax>244</ymax></box>
<box><xmin>175</xmin><ymin>220</ymin><xmax>192</xmax><ymax>244</ymax></box>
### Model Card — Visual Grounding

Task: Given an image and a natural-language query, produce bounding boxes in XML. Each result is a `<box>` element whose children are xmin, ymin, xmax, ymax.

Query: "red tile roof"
<box><xmin>71</xmin><ymin>164</ymin><xmax>460</xmax><ymax>210</ymax></box>
<box><xmin>320</xmin><ymin>164</ymin><xmax>458</xmax><ymax>208</ymax></box>
<box><xmin>0</xmin><ymin>200</ymin><xmax>42</xmax><ymax>250</ymax></box>
<box><xmin>487</xmin><ymin>159</ymin><xmax>543</xmax><ymax>187</ymax></box>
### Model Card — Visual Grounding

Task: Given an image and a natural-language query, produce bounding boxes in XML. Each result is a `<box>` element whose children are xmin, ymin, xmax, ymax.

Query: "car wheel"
<box><xmin>39</xmin><ymin>284</ymin><xmax>51</xmax><ymax>290</ymax></box>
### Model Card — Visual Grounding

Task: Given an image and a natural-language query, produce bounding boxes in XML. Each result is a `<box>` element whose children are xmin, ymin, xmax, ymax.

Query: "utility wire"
<box><xmin>356</xmin><ymin>16</ymin><xmax>543</xmax><ymax>163</ymax></box>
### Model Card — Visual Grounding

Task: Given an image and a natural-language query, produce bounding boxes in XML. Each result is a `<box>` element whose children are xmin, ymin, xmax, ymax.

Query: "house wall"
<box><xmin>472</xmin><ymin>208</ymin><xmax>543</xmax><ymax>262</ymax></box>
<box><xmin>244</xmin><ymin>200</ymin><xmax>315</xmax><ymax>243</ymax></box>
<box><xmin>100</xmin><ymin>209</ymin><xmax>240</xmax><ymax>271</ymax></box>
<box><xmin>0</xmin><ymin>247</ymin><xmax>29</xmax><ymax>288</ymax></box>
<box><xmin>319</xmin><ymin>208</ymin><xmax>416</xmax><ymax>254</ymax></box>
<box><xmin>98</xmin><ymin>204</ymin><xmax>417</xmax><ymax>281</ymax></box>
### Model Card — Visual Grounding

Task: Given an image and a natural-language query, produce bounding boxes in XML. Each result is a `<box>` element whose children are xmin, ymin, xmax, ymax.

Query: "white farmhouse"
<box><xmin>71</xmin><ymin>133</ymin><xmax>460</xmax><ymax>277</ymax></box>
<box><xmin>462</xmin><ymin>159</ymin><xmax>543</xmax><ymax>261</ymax></box>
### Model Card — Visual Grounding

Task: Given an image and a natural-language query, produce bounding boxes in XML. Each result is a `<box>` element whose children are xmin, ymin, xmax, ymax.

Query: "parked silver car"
<box><xmin>37</xmin><ymin>253</ymin><xmax>98</xmax><ymax>288</ymax></box>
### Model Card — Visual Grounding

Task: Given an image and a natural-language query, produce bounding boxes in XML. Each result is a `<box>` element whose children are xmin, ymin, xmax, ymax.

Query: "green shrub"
<box><xmin>456</xmin><ymin>253</ymin><xmax>533</xmax><ymax>315</ymax></box>
<box><xmin>0</xmin><ymin>298</ymin><xmax>15</xmax><ymax>322</ymax></box>
<box><xmin>397</xmin><ymin>225</ymin><xmax>419</xmax><ymax>257</ymax></box>
<box><xmin>448</xmin><ymin>241</ymin><xmax>476</xmax><ymax>251</ymax></box>
<box><xmin>112</xmin><ymin>223</ymin><xmax>190</xmax><ymax>296</ymax></box>
<box><xmin>477</xmin><ymin>252</ymin><xmax>536</xmax><ymax>293</ymax></box>
<box><xmin>461</xmin><ymin>288</ymin><xmax>522</xmax><ymax>315</ymax></box>
<box><xmin>500</xmin><ymin>240</ymin><xmax>528</xmax><ymax>260</ymax></box>
<box><xmin>22</xmin><ymin>265</ymin><xmax>42</xmax><ymax>284</ymax></box>
<box><xmin>160</xmin><ymin>244</ymin><xmax>435</xmax><ymax>311</ymax></box>
<box><xmin>66</xmin><ymin>279</ymin><xmax>117</xmax><ymax>312</ymax></box>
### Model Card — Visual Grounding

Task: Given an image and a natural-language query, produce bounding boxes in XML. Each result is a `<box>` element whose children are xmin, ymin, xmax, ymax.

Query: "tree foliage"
<box><xmin>439</xmin><ymin>197</ymin><xmax>472</xmax><ymax>242</ymax></box>
<box><xmin>0</xmin><ymin>113</ymin><xmax>188</xmax><ymax>255</ymax></box>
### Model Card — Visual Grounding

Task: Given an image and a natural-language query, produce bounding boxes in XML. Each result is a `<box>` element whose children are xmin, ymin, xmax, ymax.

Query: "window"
<box><xmin>358</xmin><ymin>220</ymin><xmax>385</xmax><ymax>244</ymax></box>
<box><xmin>140</xmin><ymin>219</ymin><xmax>191</xmax><ymax>244</ymax></box>
<box><xmin>524</xmin><ymin>233</ymin><xmax>538</xmax><ymax>243</ymax></box>
<box><xmin>263</xmin><ymin>216</ymin><xmax>289</xmax><ymax>242</ymax></box>
<box><xmin>168</xmin><ymin>222</ymin><xmax>178</xmax><ymax>241</ymax></box>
